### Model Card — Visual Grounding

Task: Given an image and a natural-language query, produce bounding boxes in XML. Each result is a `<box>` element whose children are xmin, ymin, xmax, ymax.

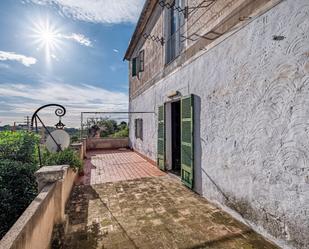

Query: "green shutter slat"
<box><xmin>181</xmin><ymin>95</ymin><xmax>194</xmax><ymax>189</ymax></box>
<box><xmin>139</xmin><ymin>50</ymin><xmax>145</xmax><ymax>72</ymax></box>
<box><xmin>157</xmin><ymin>105</ymin><xmax>165</xmax><ymax>171</ymax></box>
<box><xmin>132</xmin><ymin>58</ymin><xmax>137</xmax><ymax>77</ymax></box>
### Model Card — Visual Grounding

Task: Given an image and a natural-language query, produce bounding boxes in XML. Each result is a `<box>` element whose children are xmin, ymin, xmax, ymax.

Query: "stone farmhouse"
<box><xmin>124</xmin><ymin>0</ymin><xmax>309</xmax><ymax>248</ymax></box>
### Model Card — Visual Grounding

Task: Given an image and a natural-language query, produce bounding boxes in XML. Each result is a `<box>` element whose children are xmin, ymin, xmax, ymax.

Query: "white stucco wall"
<box><xmin>129</xmin><ymin>1</ymin><xmax>309</xmax><ymax>248</ymax></box>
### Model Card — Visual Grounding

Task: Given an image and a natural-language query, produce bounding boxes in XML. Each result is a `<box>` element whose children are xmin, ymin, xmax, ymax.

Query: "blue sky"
<box><xmin>0</xmin><ymin>0</ymin><xmax>144</xmax><ymax>127</ymax></box>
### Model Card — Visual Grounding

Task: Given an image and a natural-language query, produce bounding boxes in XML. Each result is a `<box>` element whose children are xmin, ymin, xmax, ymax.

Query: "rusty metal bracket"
<box><xmin>142</xmin><ymin>33</ymin><xmax>165</xmax><ymax>46</ymax></box>
<box><xmin>158</xmin><ymin>0</ymin><xmax>216</xmax><ymax>19</ymax></box>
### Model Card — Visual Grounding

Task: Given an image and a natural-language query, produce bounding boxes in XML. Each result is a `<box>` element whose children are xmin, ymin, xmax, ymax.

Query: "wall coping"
<box><xmin>86</xmin><ymin>137</ymin><xmax>129</xmax><ymax>151</ymax></box>
<box><xmin>0</xmin><ymin>183</ymin><xmax>56</xmax><ymax>249</ymax></box>
<box><xmin>35</xmin><ymin>165</ymin><xmax>69</xmax><ymax>192</ymax></box>
<box><xmin>0</xmin><ymin>165</ymin><xmax>75</xmax><ymax>249</ymax></box>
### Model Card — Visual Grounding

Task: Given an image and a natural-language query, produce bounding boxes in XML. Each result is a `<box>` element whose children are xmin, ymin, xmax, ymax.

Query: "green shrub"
<box><xmin>0</xmin><ymin>160</ymin><xmax>38</xmax><ymax>238</ymax></box>
<box><xmin>0</xmin><ymin>131</ymin><xmax>39</xmax><ymax>238</ymax></box>
<box><xmin>42</xmin><ymin>148</ymin><xmax>83</xmax><ymax>171</ymax></box>
<box><xmin>0</xmin><ymin>131</ymin><xmax>39</xmax><ymax>163</ymax></box>
<box><xmin>111</xmin><ymin>127</ymin><xmax>129</xmax><ymax>138</ymax></box>
<box><xmin>71</xmin><ymin>135</ymin><xmax>80</xmax><ymax>143</ymax></box>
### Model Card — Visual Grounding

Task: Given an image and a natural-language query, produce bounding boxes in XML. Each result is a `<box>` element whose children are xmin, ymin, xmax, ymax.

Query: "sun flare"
<box><xmin>30</xmin><ymin>19</ymin><xmax>62</xmax><ymax>62</ymax></box>
<box><xmin>40</xmin><ymin>29</ymin><xmax>57</xmax><ymax>45</ymax></box>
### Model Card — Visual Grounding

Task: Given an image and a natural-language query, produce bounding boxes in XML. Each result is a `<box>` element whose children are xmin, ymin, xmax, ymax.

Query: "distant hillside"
<box><xmin>0</xmin><ymin>125</ymin><xmax>80</xmax><ymax>137</ymax></box>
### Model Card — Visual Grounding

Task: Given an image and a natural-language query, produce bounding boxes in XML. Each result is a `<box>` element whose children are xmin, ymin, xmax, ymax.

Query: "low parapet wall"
<box><xmin>86</xmin><ymin>138</ymin><xmax>129</xmax><ymax>150</ymax></box>
<box><xmin>71</xmin><ymin>139</ymin><xmax>86</xmax><ymax>160</ymax></box>
<box><xmin>0</xmin><ymin>166</ymin><xmax>77</xmax><ymax>249</ymax></box>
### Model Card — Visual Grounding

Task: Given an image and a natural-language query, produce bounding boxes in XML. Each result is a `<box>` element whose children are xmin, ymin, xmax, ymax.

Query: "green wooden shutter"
<box><xmin>157</xmin><ymin>105</ymin><xmax>165</xmax><ymax>171</ymax></box>
<box><xmin>132</xmin><ymin>58</ymin><xmax>137</xmax><ymax>77</ymax></box>
<box><xmin>181</xmin><ymin>95</ymin><xmax>194</xmax><ymax>188</ymax></box>
<box><xmin>139</xmin><ymin>50</ymin><xmax>145</xmax><ymax>72</ymax></box>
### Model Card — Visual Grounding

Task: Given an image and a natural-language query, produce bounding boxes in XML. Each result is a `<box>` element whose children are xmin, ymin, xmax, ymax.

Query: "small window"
<box><xmin>132</xmin><ymin>57</ymin><xmax>137</xmax><ymax>77</ymax></box>
<box><xmin>139</xmin><ymin>50</ymin><xmax>144</xmax><ymax>72</ymax></box>
<box><xmin>135</xmin><ymin>118</ymin><xmax>143</xmax><ymax>140</ymax></box>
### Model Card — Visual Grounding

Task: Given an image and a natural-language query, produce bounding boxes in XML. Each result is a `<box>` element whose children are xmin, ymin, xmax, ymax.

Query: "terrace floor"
<box><xmin>54</xmin><ymin>150</ymin><xmax>280</xmax><ymax>249</ymax></box>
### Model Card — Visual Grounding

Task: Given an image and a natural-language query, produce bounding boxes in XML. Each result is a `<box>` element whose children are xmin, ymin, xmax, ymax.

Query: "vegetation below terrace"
<box><xmin>0</xmin><ymin>131</ymin><xmax>83</xmax><ymax>239</ymax></box>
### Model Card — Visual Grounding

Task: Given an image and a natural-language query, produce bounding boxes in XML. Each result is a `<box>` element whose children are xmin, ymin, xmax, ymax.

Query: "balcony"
<box><xmin>1</xmin><ymin>141</ymin><xmax>279</xmax><ymax>249</ymax></box>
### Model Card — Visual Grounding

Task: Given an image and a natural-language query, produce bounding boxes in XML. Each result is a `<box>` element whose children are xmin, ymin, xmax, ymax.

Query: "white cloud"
<box><xmin>59</xmin><ymin>33</ymin><xmax>93</xmax><ymax>47</ymax></box>
<box><xmin>0</xmin><ymin>51</ymin><xmax>37</xmax><ymax>67</ymax></box>
<box><xmin>0</xmin><ymin>82</ymin><xmax>128</xmax><ymax>127</ymax></box>
<box><xmin>29</xmin><ymin>0</ymin><xmax>145</xmax><ymax>24</ymax></box>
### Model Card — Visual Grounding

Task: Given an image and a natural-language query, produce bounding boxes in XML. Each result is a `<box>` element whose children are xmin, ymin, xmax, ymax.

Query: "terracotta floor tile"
<box><xmin>80</xmin><ymin>150</ymin><xmax>166</xmax><ymax>185</ymax></box>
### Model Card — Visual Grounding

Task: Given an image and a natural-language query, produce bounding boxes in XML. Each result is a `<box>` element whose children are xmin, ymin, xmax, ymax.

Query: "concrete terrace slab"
<box><xmin>57</xmin><ymin>150</ymin><xmax>280</xmax><ymax>249</ymax></box>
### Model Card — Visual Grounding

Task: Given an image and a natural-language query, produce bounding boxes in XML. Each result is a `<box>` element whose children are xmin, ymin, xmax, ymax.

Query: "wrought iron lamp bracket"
<box><xmin>30</xmin><ymin>104</ymin><xmax>67</xmax><ymax>167</ymax></box>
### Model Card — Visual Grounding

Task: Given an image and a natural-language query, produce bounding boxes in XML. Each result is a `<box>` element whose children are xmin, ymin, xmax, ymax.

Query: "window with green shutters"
<box><xmin>157</xmin><ymin>105</ymin><xmax>165</xmax><ymax>171</ymax></box>
<box><xmin>132</xmin><ymin>57</ymin><xmax>137</xmax><ymax>77</ymax></box>
<box><xmin>181</xmin><ymin>95</ymin><xmax>194</xmax><ymax>189</ymax></box>
<box><xmin>131</xmin><ymin>50</ymin><xmax>144</xmax><ymax>77</ymax></box>
<box><xmin>139</xmin><ymin>50</ymin><xmax>145</xmax><ymax>72</ymax></box>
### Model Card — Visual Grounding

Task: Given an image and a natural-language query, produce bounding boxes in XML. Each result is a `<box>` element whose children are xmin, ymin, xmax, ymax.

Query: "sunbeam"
<box><xmin>30</xmin><ymin>19</ymin><xmax>62</xmax><ymax>63</ymax></box>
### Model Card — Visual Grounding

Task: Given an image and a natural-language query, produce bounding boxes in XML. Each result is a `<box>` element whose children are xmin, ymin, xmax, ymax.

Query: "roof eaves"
<box><xmin>124</xmin><ymin>0</ymin><xmax>158</xmax><ymax>61</ymax></box>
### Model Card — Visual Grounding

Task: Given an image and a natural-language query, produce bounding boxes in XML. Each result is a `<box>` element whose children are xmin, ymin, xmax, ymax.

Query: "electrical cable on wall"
<box><xmin>141</xmin><ymin>0</ymin><xmax>217</xmax><ymax>47</ymax></box>
<box><xmin>163</xmin><ymin>0</ymin><xmax>217</xmax><ymax>45</ymax></box>
<box><xmin>182</xmin><ymin>0</ymin><xmax>255</xmax><ymax>43</ymax></box>
<box><xmin>165</xmin><ymin>0</ymin><xmax>253</xmax><ymax>44</ymax></box>
<box><xmin>142</xmin><ymin>0</ymin><xmax>253</xmax><ymax>49</ymax></box>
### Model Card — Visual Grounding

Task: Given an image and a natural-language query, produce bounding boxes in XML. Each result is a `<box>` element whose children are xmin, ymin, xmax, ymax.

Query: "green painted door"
<box><xmin>157</xmin><ymin>105</ymin><xmax>165</xmax><ymax>171</ymax></box>
<box><xmin>181</xmin><ymin>95</ymin><xmax>194</xmax><ymax>189</ymax></box>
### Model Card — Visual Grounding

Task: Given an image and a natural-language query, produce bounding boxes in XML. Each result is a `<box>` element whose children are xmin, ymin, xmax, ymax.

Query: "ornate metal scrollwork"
<box><xmin>31</xmin><ymin>104</ymin><xmax>67</xmax><ymax>167</ymax></box>
<box><xmin>31</xmin><ymin>104</ymin><xmax>66</xmax><ymax>129</ymax></box>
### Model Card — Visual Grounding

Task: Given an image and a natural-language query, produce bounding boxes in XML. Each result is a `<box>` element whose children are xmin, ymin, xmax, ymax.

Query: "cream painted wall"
<box><xmin>129</xmin><ymin>1</ymin><xmax>309</xmax><ymax>248</ymax></box>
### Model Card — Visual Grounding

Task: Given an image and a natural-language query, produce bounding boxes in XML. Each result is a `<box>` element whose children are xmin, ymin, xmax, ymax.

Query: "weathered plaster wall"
<box><xmin>0</xmin><ymin>166</ymin><xmax>77</xmax><ymax>249</ymax></box>
<box><xmin>129</xmin><ymin>0</ymin><xmax>309</xmax><ymax>248</ymax></box>
<box><xmin>129</xmin><ymin>0</ymin><xmax>280</xmax><ymax>99</ymax></box>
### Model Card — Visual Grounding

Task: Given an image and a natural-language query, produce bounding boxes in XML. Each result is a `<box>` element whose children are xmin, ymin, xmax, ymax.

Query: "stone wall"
<box><xmin>86</xmin><ymin>138</ymin><xmax>129</xmax><ymax>150</ymax></box>
<box><xmin>129</xmin><ymin>4</ymin><xmax>164</xmax><ymax>98</ymax></box>
<box><xmin>129</xmin><ymin>0</ymin><xmax>309</xmax><ymax>248</ymax></box>
<box><xmin>0</xmin><ymin>166</ymin><xmax>77</xmax><ymax>249</ymax></box>
<box><xmin>71</xmin><ymin>139</ymin><xmax>86</xmax><ymax>160</ymax></box>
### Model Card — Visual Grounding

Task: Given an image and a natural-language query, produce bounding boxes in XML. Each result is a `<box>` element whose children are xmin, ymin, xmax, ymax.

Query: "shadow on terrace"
<box><xmin>51</xmin><ymin>139</ymin><xmax>279</xmax><ymax>249</ymax></box>
<box><xmin>0</xmin><ymin>135</ymin><xmax>280</xmax><ymax>249</ymax></box>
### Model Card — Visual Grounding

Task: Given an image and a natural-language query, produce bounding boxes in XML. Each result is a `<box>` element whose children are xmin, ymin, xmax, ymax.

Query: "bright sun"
<box><xmin>31</xmin><ymin>19</ymin><xmax>62</xmax><ymax>62</ymax></box>
<box><xmin>40</xmin><ymin>29</ymin><xmax>56</xmax><ymax>45</ymax></box>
